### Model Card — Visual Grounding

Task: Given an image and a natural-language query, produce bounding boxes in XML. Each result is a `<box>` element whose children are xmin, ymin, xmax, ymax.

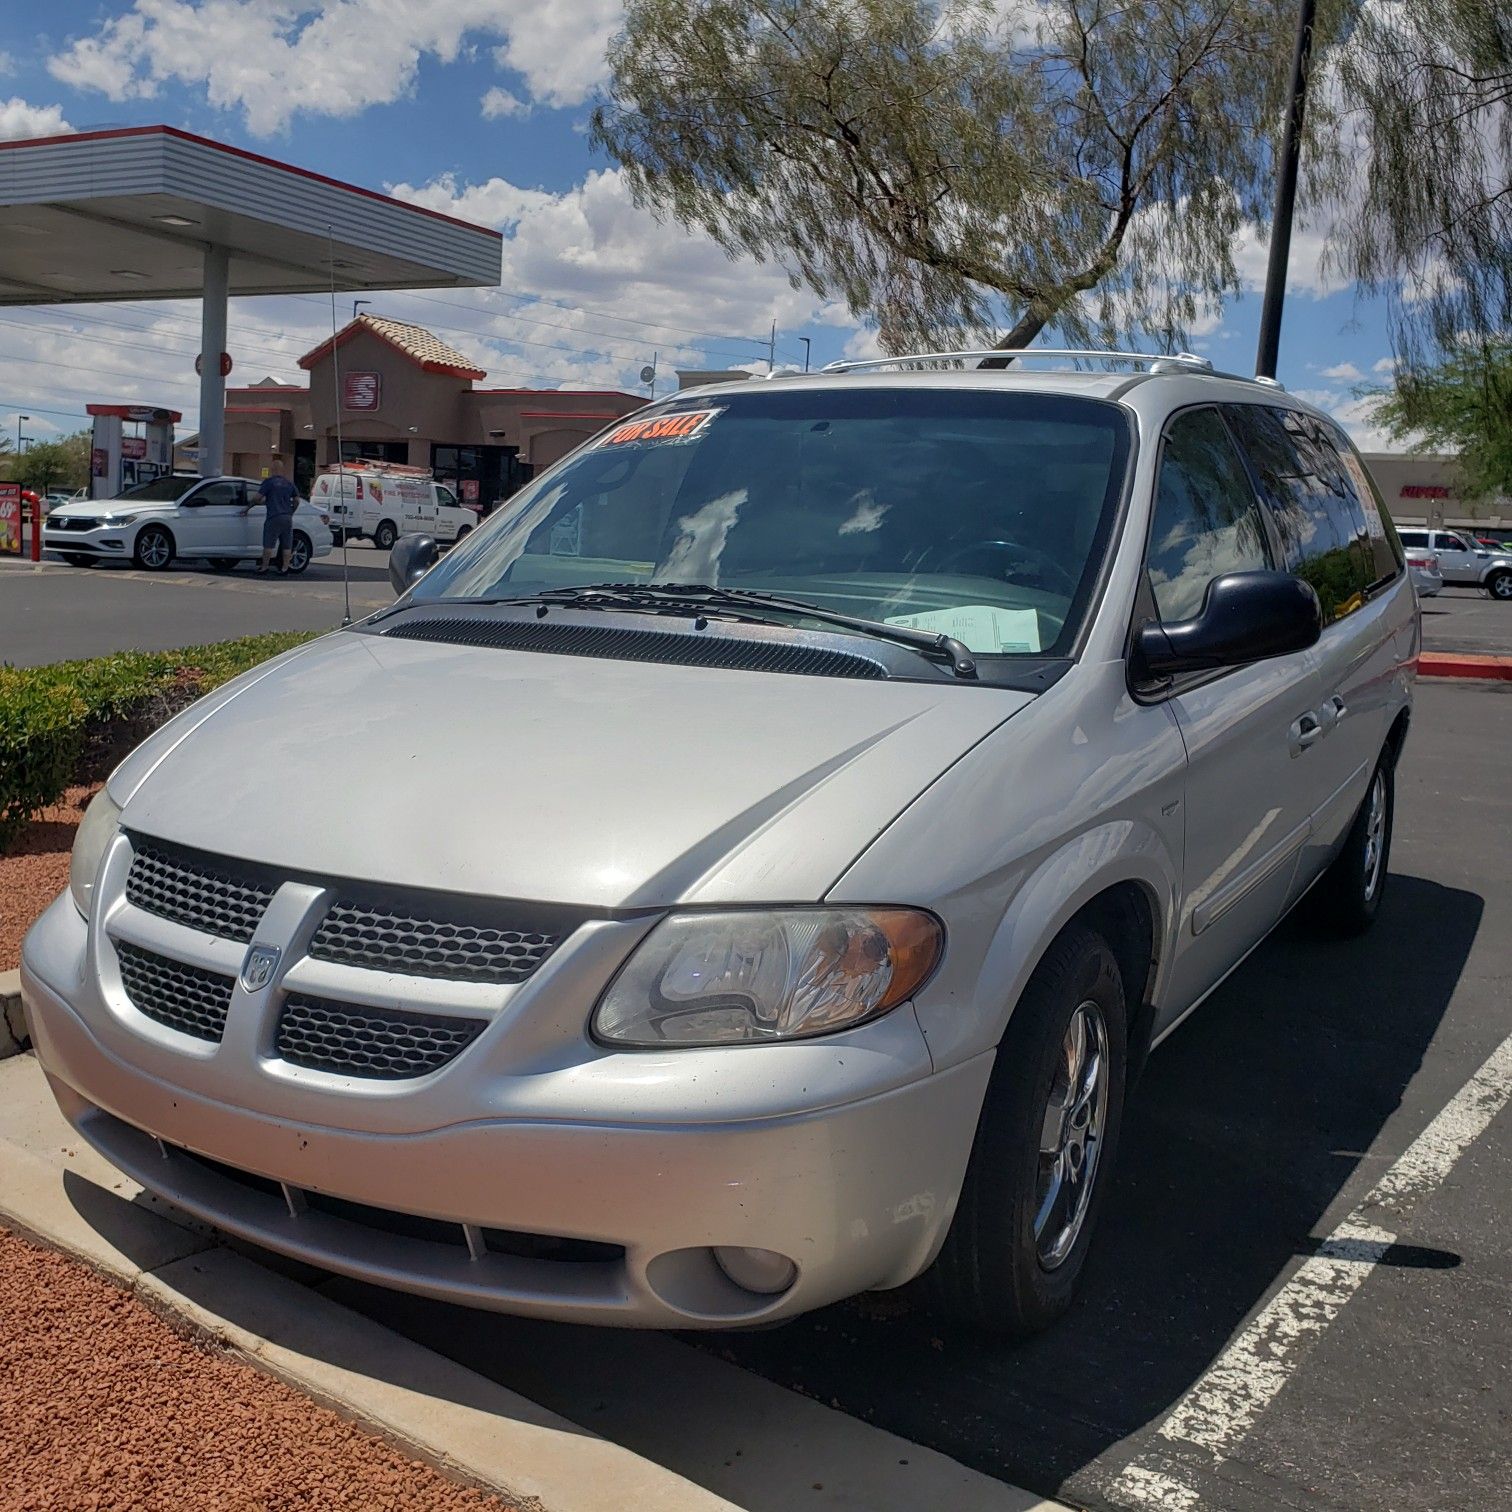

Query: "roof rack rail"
<box><xmin>821</xmin><ymin>348</ymin><xmax>1216</xmax><ymax>375</ymax></box>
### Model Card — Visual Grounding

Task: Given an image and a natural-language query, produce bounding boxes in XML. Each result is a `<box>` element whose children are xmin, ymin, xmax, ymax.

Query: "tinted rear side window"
<box><xmin>1224</xmin><ymin>405</ymin><xmax>1373</xmax><ymax>622</ymax></box>
<box><xmin>1320</xmin><ymin>421</ymin><xmax>1404</xmax><ymax>585</ymax></box>
<box><xmin>1147</xmin><ymin>408</ymin><xmax>1270</xmax><ymax>622</ymax></box>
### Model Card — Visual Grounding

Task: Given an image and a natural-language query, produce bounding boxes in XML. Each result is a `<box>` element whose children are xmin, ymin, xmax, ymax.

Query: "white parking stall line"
<box><xmin>1111</xmin><ymin>1029</ymin><xmax>1512</xmax><ymax>1509</ymax></box>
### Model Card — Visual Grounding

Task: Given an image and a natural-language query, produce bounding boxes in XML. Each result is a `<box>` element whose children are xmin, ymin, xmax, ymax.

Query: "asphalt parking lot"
<box><xmin>3</xmin><ymin>546</ymin><xmax>1512</xmax><ymax>667</ymax></box>
<box><xmin>316</xmin><ymin>679</ymin><xmax>1511</xmax><ymax>1512</ymax></box>
<box><xmin>0</xmin><ymin>544</ymin><xmax>394</xmax><ymax>665</ymax></box>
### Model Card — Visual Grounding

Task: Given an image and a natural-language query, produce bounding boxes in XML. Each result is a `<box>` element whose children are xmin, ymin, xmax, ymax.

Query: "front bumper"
<box><xmin>42</xmin><ymin>525</ymin><xmax>131</xmax><ymax>557</ymax></box>
<box><xmin>22</xmin><ymin>890</ymin><xmax>991</xmax><ymax>1327</ymax></box>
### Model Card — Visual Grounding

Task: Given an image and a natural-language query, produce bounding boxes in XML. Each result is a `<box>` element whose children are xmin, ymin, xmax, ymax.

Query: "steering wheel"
<box><xmin>927</xmin><ymin>539</ymin><xmax>1079</xmax><ymax>597</ymax></box>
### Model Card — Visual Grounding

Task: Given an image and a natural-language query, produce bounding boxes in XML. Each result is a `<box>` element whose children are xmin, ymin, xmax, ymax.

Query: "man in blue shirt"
<box><xmin>251</xmin><ymin>459</ymin><xmax>299</xmax><ymax>574</ymax></box>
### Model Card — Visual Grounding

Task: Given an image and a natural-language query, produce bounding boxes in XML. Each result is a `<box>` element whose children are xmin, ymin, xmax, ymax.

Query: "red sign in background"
<box><xmin>0</xmin><ymin>481</ymin><xmax>20</xmax><ymax>555</ymax></box>
<box><xmin>460</xmin><ymin>478</ymin><xmax>479</xmax><ymax>502</ymax></box>
<box><xmin>342</xmin><ymin>372</ymin><xmax>382</xmax><ymax>411</ymax></box>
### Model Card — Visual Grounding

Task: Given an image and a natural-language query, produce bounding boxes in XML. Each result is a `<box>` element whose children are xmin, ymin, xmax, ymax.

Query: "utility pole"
<box><xmin>16</xmin><ymin>415</ymin><xmax>26</xmax><ymax>457</ymax></box>
<box><xmin>768</xmin><ymin>320</ymin><xmax>777</xmax><ymax>373</ymax></box>
<box><xmin>799</xmin><ymin>337</ymin><xmax>811</xmax><ymax>372</ymax></box>
<box><xmin>1255</xmin><ymin>0</ymin><xmax>1319</xmax><ymax>380</ymax></box>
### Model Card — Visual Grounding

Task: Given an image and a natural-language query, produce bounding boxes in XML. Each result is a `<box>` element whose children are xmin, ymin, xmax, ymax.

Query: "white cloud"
<box><xmin>1289</xmin><ymin>385</ymin><xmax>1410</xmax><ymax>453</ymax></box>
<box><xmin>1372</xmin><ymin>357</ymin><xmax>1398</xmax><ymax>374</ymax></box>
<box><xmin>0</xmin><ymin>96</ymin><xmax>73</xmax><ymax>140</ymax></box>
<box><xmin>1319</xmin><ymin>361</ymin><xmax>1363</xmax><ymax>381</ymax></box>
<box><xmin>385</xmin><ymin>167</ymin><xmax>825</xmax><ymax>387</ymax></box>
<box><xmin>1231</xmin><ymin>221</ymin><xmax>1345</xmax><ymax>299</ymax></box>
<box><xmin>48</xmin><ymin>0</ymin><xmax>621</xmax><ymax>136</ymax></box>
<box><xmin>480</xmin><ymin>86</ymin><xmax>527</xmax><ymax>120</ymax></box>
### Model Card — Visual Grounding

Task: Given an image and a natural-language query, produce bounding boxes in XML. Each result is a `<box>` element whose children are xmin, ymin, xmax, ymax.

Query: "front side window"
<box><xmin>1224</xmin><ymin>405</ymin><xmax>1373</xmax><ymax>622</ymax></box>
<box><xmin>1146</xmin><ymin>408</ymin><xmax>1270</xmax><ymax>622</ymax></box>
<box><xmin>1435</xmin><ymin>533</ymin><xmax>1469</xmax><ymax>552</ymax></box>
<box><xmin>189</xmin><ymin>481</ymin><xmax>244</xmax><ymax>507</ymax></box>
<box><xmin>436</xmin><ymin>486</ymin><xmax>459</xmax><ymax>509</ymax></box>
<box><xmin>411</xmin><ymin>388</ymin><xmax>1134</xmax><ymax>659</ymax></box>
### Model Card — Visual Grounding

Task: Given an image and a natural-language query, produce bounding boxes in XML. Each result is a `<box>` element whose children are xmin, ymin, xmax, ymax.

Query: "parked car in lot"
<box><xmin>1404</xmin><ymin>546</ymin><xmax>1444</xmax><ymax>597</ymax></box>
<box><xmin>1397</xmin><ymin>528</ymin><xmax>1512</xmax><ymax>599</ymax></box>
<box><xmin>24</xmin><ymin>352</ymin><xmax>1416</xmax><ymax>1339</ymax></box>
<box><xmin>311</xmin><ymin>464</ymin><xmax>475</xmax><ymax>550</ymax></box>
<box><xmin>42</xmin><ymin>474</ymin><xmax>333</xmax><ymax>573</ymax></box>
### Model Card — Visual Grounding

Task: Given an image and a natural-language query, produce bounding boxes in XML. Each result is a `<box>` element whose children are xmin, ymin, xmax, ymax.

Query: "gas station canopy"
<box><xmin>0</xmin><ymin>125</ymin><xmax>501</xmax><ymax>304</ymax></box>
<box><xmin>0</xmin><ymin>125</ymin><xmax>503</xmax><ymax>477</ymax></box>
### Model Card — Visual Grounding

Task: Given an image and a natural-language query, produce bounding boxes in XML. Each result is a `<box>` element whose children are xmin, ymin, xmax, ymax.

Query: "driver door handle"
<box><xmin>1290</xmin><ymin>712</ymin><xmax>1325</xmax><ymax>756</ymax></box>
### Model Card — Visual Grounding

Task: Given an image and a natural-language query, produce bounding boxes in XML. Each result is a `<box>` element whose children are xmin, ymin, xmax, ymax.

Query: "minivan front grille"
<box><xmin>126</xmin><ymin>838</ymin><xmax>275</xmax><ymax>943</ymax></box>
<box><xmin>116</xmin><ymin>942</ymin><xmax>235</xmax><ymax>1043</ymax></box>
<box><xmin>276</xmin><ymin>994</ymin><xmax>486</xmax><ymax>1079</ymax></box>
<box><xmin>309</xmin><ymin>896</ymin><xmax>571</xmax><ymax>984</ymax></box>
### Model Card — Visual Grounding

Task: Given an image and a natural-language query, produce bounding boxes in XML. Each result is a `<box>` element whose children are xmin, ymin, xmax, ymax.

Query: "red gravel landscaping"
<box><xmin>0</xmin><ymin>784</ymin><xmax>93</xmax><ymax>973</ymax></box>
<box><xmin>0</xmin><ymin>1228</ymin><xmax>520</xmax><ymax>1512</ymax></box>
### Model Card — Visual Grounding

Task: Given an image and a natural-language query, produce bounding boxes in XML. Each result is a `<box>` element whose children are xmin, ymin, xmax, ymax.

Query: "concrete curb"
<box><xmin>0</xmin><ymin>1056</ymin><xmax>737</xmax><ymax>1512</ymax></box>
<box><xmin>0</xmin><ymin>969</ymin><xmax>27</xmax><ymax>1059</ymax></box>
<box><xmin>1419</xmin><ymin>652</ymin><xmax>1512</xmax><ymax>681</ymax></box>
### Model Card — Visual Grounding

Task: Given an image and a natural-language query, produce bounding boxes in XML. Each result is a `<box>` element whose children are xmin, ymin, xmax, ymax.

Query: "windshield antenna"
<box><xmin>328</xmin><ymin>224</ymin><xmax>353</xmax><ymax>629</ymax></box>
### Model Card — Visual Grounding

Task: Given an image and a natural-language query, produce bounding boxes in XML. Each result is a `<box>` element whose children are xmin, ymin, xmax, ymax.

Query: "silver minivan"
<box><xmin>23</xmin><ymin>352</ymin><xmax>1416</xmax><ymax>1338</ymax></box>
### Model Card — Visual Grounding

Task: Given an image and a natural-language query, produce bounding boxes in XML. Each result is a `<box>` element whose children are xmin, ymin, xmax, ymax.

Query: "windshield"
<box><xmin>411</xmin><ymin>388</ymin><xmax>1132</xmax><ymax>657</ymax></box>
<box><xmin>119</xmin><ymin>475</ymin><xmax>199</xmax><ymax>503</ymax></box>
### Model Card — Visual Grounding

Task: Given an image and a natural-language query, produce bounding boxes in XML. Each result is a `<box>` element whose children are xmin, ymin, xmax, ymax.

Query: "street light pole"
<box><xmin>1255</xmin><ymin>0</ymin><xmax>1319</xmax><ymax>380</ymax></box>
<box><xmin>16</xmin><ymin>414</ymin><xmax>26</xmax><ymax>457</ymax></box>
<box><xmin>799</xmin><ymin>337</ymin><xmax>812</xmax><ymax>372</ymax></box>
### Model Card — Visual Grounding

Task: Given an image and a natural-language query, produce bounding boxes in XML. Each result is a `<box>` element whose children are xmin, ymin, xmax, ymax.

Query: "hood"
<box><xmin>49</xmin><ymin>497</ymin><xmax>170</xmax><ymax>518</ymax></box>
<box><xmin>116</xmin><ymin>629</ymin><xmax>1030</xmax><ymax>908</ymax></box>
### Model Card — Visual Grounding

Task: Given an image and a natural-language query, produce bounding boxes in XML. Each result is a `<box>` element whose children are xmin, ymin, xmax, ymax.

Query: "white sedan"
<box><xmin>43</xmin><ymin>475</ymin><xmax>333</xmax><ymax>574</ymax></box>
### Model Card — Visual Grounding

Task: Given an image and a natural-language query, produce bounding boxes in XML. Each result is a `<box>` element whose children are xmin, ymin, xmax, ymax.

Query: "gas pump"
<box><xmin>86</xmin><ymin>403</ymin><xmax>181</xmax><ymax>499</ymax></box>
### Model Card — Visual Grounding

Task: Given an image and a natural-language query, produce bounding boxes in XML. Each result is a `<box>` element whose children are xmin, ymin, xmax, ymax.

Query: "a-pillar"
<box><xmin>198</xmin><ymin>244</ymin><xmax>229</xmax><ymax>477</ymax></box>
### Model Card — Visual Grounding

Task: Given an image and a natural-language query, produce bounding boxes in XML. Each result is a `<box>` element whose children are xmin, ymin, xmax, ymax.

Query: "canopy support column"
<box><xmin>198</xmin><ymin>244</ymin><xmax>229</xmax><ymax>477</ymax></box>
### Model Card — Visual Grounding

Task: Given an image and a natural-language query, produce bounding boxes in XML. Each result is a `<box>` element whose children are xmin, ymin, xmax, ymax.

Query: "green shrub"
<box><xmin>0</xmin><ymin>630</ymin><xmax>320</xmax><ymax>852</ymax></box>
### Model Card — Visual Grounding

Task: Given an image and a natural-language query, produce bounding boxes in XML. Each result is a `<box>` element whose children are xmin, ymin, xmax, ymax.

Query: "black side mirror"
<box><xmin>1136</xmin><ymin>570</ymin><xmax>1322</xmax><ymax>679</ymax></box>
<box><xmin>389</xmin><ymin>533</ymin><xmax>440</xmax><ymax>596</ymax></box>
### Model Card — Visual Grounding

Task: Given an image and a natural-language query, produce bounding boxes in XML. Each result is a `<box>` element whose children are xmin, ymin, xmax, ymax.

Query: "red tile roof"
<box><xmin>298</xmin><ymin>314</ymin><xmax>487</xmax><ymax>381</ymax></box>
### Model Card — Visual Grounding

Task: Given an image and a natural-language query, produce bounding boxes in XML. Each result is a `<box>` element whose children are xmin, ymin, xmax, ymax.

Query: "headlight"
<box><xmin>101</xmin><ymin>513</ymin><xmax>137</xmax><ymax>526</ymax></box>
<box><xmin>69</xmin><ymin>788</ymin><xmax>123</xmax><ymax>919</ymax></box>
<box><xmin>592</xmin><ymin>908</ymin><xmax>943</xmax><ymax>1047</ymax></box>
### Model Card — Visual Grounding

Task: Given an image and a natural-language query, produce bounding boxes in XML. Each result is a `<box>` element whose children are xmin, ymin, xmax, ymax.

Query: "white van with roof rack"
<box><xmin>312</xmin><ymin>463</ymin><xmax>477</xmax><ymax>552</ymax></box>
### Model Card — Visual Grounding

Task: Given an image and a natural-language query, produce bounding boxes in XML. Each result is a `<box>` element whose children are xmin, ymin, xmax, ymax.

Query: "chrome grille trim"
<box><xmin>116</xmin><ymin>942</ymin><xmax>235</xmax><ymax>1043</ymax></box>
<box><xmin>125</xmin><ymin>836</ymin><xmax>276</xmax><ymax>943</ymax></box>
<box><xmin>276</xmin><ymin>994</ymin><xmax>487</xmax><ymax>1079</ymax></box>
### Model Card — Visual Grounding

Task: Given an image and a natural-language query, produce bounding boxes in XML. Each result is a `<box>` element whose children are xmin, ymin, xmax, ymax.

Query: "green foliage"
<box><xmin>1361</xmin><ymin>343</ymin><xmax>1512</xmax><ymax>502</ymax></box>
<box><xmin>0</xmin><ymin>630</ymin><xmax>319</xmax><ymax>851</ymax></box>
<box><xmin>13</xmin><ymin>433</ymin><xmax>90</xmax><ymax>494</ymax></box>
<box><xmin>592</xmin><ymin>0</ymin><xmax>1294</xmax><ymax>351</ymax></box>
<box><xmin>0</xmin><ymin>674</ymin><xmax>88</xmax><ymax>849</ymax></box>
<box><xmin>1315</xmin><ymin>0</ymin><xmax>1511</xmax><ymax>365</ymax></box>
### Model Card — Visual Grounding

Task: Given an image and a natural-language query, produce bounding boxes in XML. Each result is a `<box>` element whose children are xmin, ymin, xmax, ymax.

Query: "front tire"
<box><xmin>286</xmin><ymin>531</ymin><xmax>312</xmax><ymax>575</ymax></box>
<box><xmin>1304</xmin><ymin>751</ymin><xmax>1394</xmax><ymax>936</ymax></box>
<box><xmin>133</xmin><ymin>525</ymin><xmax>174</xmax><ymax>571</ymax></box>
<box><xmin>1487</xmin><ymin>568</ymin><xmax>1512</xmax><ymax>601</ymax></box>
<box><xmin>373</xmin><ymin>520</ymin><xmax>398</xmax><ymax>551</ymax></box>
<box><xmin>925</xmin><ymin>922</ymin><xmax>1127</xmax><ymax>1338</ymax></box>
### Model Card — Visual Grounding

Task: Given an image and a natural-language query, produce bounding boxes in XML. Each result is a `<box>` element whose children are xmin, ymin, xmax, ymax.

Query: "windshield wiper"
<box><xmin>531</xmin><ymin>583</ymin><xmax>980</xmax><ymax>679</ymax></box>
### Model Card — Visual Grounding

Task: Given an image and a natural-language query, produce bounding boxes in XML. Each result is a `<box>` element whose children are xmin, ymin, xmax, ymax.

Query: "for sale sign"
<box><xmin>342</xmin><ymin>372</ymin><xmax>382</xmax><ymax>411</ymax></box>
<box><xmin>0</xmin><ymin>481</ymin><xmax>20</xmax><ymax>555</ymax></box>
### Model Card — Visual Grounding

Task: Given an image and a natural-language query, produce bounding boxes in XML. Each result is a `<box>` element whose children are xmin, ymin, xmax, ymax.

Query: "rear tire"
<box><xmin>374</xmin><ymin>520</ymin><xmax>398</xmax><ymax>551</ymax></box>
<box><xmin>1487</xmin><ymin>568</ymin><xmax>1512</xmax><ymax>601</ymax></box>
<box><xmin>1303</xmin><ymin>751</ymin><xmax>1394</xmax><ymax>936</ymax></box>
<box><xmin>133</xmin><ymin>525</ymin><xmax>174</xmax><ymax>571</ymax></box>
<box><xmin>925</xmin><ymin>922</ymin><xmax>1127</xmax><ymax>1338</ymax></box>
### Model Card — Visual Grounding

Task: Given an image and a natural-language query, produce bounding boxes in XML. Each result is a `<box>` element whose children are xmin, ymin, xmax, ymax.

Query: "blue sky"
<box><xmin>1</xmin><ymin>0</ymin><xmax>1403</xmax><ymax>449</ymax></box>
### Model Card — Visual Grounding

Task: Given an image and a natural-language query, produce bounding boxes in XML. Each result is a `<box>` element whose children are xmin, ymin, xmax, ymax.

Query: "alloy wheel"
<box><xmin>1035</xmin><ymin>1000</ymin><xmax>1110</xmax><ymax>1270</ymax></box>
<box><xmin>1362</xmin><ymin>768</ymin><xmax>1387</xmax><ymax>900</ymax></box>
